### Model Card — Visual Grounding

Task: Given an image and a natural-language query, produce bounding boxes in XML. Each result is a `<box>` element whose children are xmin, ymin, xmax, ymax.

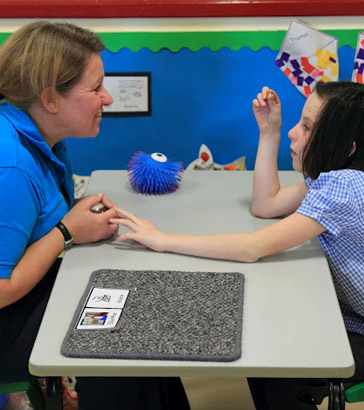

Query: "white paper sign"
<box><xmin>103</xmin><ymin>75</ymin><xmax>149</xmax><ymax>113</ymax></box>
<box><xmin>275</xmin><ymin>20</ymin><xmax>339</xmax><ymax>97</ymax></box>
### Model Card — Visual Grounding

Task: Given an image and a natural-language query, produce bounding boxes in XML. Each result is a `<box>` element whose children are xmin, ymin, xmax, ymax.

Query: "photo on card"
<box><xmin>76</xmin><ymin>308</ymin><xmax>122</xmax><ymax>330</ymax></box>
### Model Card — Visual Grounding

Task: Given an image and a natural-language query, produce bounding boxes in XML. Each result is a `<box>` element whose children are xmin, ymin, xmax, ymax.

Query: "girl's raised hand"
<box><xmin>252</xmin><ymin>86</ymin><xmax>282</xmax><ymax>134</ymax></box>
<box><xmin>110</xmin><ymin>207</ymin><xmax>167</xmax><ymax>252</ymax></box>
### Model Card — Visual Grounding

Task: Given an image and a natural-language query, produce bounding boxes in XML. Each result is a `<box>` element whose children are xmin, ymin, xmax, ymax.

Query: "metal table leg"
<box><xmin>328</xmin><ymin>379</ymin><xmax>345</xmax><ymax>410</ymax></box>
<box><xmin>46</xmin><ymin>377</ymin><xmax>63</xmax><ymax>410</ymax></box>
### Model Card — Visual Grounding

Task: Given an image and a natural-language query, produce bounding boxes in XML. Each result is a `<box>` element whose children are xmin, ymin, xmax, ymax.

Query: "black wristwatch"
<box><xmin>56</xmin><ymin>221</ymin><xmax>74</xmax><ymax>250</ymax></box>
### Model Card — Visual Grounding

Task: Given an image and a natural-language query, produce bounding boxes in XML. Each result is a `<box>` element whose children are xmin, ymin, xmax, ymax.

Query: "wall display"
<box><xmin>275</xmin><ymin>20</ymin><xmax>339</xmax><ymax>97</ymax></box>
<box><xmin>352</xmin><ymin>32</ymin><xmax>364</xmax><ymax>83</ymax></box>
<box><xmin>0</xmin><ymin>25</ymin><xmax>359</xmax><ymax>175</ymax></box>
<box><xmin>103</xmin><ymin>72</ymin><xmax>151</xmax><ymax>116</ymax></box>
<box><xmin>64</xmin><ymin>42</ymin><xmax>355</xmax><ymax>175</ymax></box>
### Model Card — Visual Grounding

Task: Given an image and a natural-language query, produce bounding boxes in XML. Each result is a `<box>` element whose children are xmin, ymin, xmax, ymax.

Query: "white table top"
<box><xmin>29</xmin><ymin>170</ymin><xmax>355</xmax><ymax>378</ymax></box>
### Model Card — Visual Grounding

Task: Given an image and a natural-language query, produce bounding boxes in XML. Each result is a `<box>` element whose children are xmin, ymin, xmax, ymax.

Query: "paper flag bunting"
<box><xmin>275</xmin><ymin>20</ymin><xmax>339</xmax><ymax>98</ymax></box>
<box><xmin>352</xmin><ymin>32</ymin><xmax>364</xmax><ymax>84</ymax></box>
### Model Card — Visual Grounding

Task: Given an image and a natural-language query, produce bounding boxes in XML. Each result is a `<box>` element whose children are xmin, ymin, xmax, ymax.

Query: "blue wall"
<box><xmin>66</xmin><ymin>45</ymin><xmax>355</xmax><ymax>175</ymax></box>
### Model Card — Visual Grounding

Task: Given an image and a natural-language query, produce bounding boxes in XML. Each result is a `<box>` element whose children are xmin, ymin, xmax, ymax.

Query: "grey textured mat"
<box><xmin>61</xmin><ymin>269</ymin><xmax>244</xmax><ymax>362</ymax></box>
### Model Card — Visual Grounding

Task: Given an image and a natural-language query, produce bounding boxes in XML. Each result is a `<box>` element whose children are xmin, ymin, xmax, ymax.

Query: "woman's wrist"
<box><xmin>55</xmin><ymin>221</ymin><xmax>74</xmax><ymax>250</ymax></box>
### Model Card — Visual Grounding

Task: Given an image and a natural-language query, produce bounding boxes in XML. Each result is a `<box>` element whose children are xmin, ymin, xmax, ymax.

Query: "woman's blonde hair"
<box><xmin>0</xmin><ymin>21</ymin><xmax>105</xmax><ymax>111</ymax></box>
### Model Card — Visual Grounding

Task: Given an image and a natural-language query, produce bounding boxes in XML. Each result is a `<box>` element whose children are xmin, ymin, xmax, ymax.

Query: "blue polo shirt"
<box><xmin>0</xmin><ymin>102</ymin><xmax>74</xmax><ymax>279</ymax></box>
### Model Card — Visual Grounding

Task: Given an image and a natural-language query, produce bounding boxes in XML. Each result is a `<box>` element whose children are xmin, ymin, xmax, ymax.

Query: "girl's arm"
<box><xmin>110</xmin><ymin>208</ymin><xmax>325</xmax><ymax>263</ymax></box>
<box><xmin>0</xmin><ymin>193</ymin><xmax>118</xmax><ymax>309</ymax></box>
<box><xmin>252</xmin><ymin>87</ymin><xmax>307</xmax><ymax>218</ymax></box>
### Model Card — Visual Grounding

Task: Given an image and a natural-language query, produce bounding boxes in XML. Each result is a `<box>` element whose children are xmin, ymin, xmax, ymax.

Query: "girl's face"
<box><xmin>288</xmin><ymin>92</ymin><xmax>324</xmax><ymax>173</ymax></box>
<box><xmin>56</xmin><ymin>53</ymin><xmax>113</xmax><ymax>139</ymax></box>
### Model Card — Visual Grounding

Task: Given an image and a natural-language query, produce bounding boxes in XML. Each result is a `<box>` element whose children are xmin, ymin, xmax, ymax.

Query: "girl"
<box><xmin>111</xmin><ymin>81</ymin><xmax>364</xmax><ymax>409</ymax></box>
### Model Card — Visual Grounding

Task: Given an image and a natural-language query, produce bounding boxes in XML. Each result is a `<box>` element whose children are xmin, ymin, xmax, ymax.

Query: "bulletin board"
<box><xmin>0</xmin><ymin>2</ymin><xmax>363</xmax><ymax>175</ymax></box>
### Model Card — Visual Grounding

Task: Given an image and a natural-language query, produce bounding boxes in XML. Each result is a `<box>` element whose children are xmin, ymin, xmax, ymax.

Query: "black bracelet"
<box><xmin>56</xmin><ymin>221</ymin><xmax>74</xmax><ymax>250</ymax></box>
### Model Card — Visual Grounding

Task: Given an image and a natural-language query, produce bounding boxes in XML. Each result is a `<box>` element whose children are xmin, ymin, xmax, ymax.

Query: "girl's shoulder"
<box><xmin>306</xmin><ymin>169</ymin><xmax>364</xmax><ymax>196</ymax></box>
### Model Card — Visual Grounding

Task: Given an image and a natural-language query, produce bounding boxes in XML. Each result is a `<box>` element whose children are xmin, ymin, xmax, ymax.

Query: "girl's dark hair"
<box><xmin>302</xmin><ymin>81</ymin><xmax>364</xmax><ymax>179</ymax></box>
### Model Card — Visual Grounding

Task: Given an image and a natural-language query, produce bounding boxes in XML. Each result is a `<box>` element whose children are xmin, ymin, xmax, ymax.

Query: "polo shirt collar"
<box><xmin>0</xmin><ymin>101</ymin><xmax>64</xmax><ymax>165</ymax></box>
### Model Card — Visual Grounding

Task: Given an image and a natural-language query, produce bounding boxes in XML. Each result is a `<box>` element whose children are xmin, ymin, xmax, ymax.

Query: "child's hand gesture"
<box><xmin>253</xmin><ymin>86</ymin><xmax>282</xmax><ymax>135</ymax></box>
<box><xmin>110</xmin><ymin>207</ymin><xmax>167</xmax><ymax>252</ymax></box>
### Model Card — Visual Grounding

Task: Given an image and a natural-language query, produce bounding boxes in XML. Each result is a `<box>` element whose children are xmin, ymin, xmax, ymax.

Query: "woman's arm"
<box><xmin>0</xmin><ymin>193</ymin><xmax>118</xmax><ymax>309</ymax></box>
<box><xmin>0</xmin><ymin>226</ymin><xmax>65</xmax><ymax>308</ymax></box>
<box><xmin>110</xmin><ymin>208</ymin><xmax>325</xmax><ymax>263</ymax></box>
<box><xmin>252</xmin><ymin>87</ymin><xmax>307</xmax><ymax>217</ymax></box>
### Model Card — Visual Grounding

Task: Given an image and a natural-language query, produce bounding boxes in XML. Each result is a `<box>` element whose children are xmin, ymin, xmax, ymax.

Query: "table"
<box><xmin>29</xmin><ymin>171</ymin><xmax>354</xmax><ymax>408</ymax></box>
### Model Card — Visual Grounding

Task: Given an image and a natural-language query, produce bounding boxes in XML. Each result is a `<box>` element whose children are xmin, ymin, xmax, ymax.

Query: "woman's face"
<box><xmin>56</xmin><ymin>53</ymin><xmax>113</xmax><ymax>139</ymax></box>
<box><xmin>288</xmin><ymin>92</ymin><xmax>324</xmax><ymax>173</ymax></box>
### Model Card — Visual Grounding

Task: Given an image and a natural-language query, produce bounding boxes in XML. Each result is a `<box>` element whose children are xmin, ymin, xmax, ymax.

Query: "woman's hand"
<box><xmin>253</xmin><ymin>86</ymin><xmax>282</xmax><ymax>136</ymax></box>
<box><xmin>61</xmin><ymin>193</ymin><xmax>119</xmax><ymax>244</ymax></box>
<box><xmin>109</xmin><ymin>207</ymin><xmax>167</xmax><ymax>252</ymax></box>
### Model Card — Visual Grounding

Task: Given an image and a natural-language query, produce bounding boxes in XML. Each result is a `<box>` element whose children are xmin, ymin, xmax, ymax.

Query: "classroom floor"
<box><xmin>4</xmin><ymin>377</ymin><xmax>363</xmax><ymax>409</ymax></box>
<box><xmin>182</xmin><ymin>377</ymin><xmax>364</xmax><ymax>410</ymax></box>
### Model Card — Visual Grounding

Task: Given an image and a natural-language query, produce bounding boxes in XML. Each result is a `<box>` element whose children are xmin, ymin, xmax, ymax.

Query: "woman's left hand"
<box><xmin>62</xmin><ymin>193</ymin><xmax>119</xmax><ymax>244</ymax></box>
<box><xmin>110</xmin><ymin>207</ymin><xmax>167</xmax><ymax>252</ymax></box>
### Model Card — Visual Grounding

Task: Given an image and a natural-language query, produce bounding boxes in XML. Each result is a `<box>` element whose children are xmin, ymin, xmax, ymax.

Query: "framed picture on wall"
<box><xmin>102</xmin><ymin>72</ymin><xmax>151</xmax><ymax>116</ymax></box>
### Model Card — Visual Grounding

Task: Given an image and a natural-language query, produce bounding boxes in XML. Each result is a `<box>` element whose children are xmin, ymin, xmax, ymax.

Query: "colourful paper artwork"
<box><xmin>275</xmin><ymin>21</ymin><xmax>339</xmax><ymax>98</ymax></box>
<box><xmin>352</xmin><ymin>32</ymin><xmax>364</xmax><ymax>84</ymax></box>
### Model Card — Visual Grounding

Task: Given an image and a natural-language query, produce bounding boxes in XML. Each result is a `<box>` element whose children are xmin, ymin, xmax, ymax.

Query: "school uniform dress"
<box><xmin>249</xmin><ymin>169</ymin><xmax>364</xmax><ymax>410</ymax></box>
<box><xmin>0</xmin><ymin>102</ymin><xmax>190</xmax><ymax>410</ymax></box>
<box><xmin>298</xmin><ymin>170</ymin><xmax>364</xmax><ymax>336</ymax></box>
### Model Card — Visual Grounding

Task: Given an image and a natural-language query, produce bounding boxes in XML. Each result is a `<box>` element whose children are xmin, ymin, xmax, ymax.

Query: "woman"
<box><xmin>111</xmin><ymin>81</ymin><xmax>364</xmax><ymax>409</ymax></box>
<box><xmin>0</xmin><ymin>21</ymin><xmax>189</xmax><ymax>410</ymax></box>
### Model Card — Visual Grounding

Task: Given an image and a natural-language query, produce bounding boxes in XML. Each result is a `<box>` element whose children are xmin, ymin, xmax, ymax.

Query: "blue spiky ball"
<box><xmin>128</xmin><ymin>151</ymin><xmax>184</xmax><ymax>195</ymax></box>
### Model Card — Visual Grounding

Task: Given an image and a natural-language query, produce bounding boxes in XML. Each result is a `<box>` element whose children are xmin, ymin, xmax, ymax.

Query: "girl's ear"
<box><xmin>40</xmin><ymin>87</ymin><xmax>59</xmax><ymax>113</ymax></box>
<box><xmin>349</xmin><ymin>141</ymin><xmax>356</xmax><ymax>157</ymax></box>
